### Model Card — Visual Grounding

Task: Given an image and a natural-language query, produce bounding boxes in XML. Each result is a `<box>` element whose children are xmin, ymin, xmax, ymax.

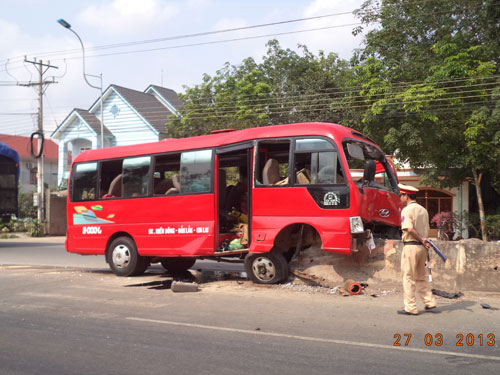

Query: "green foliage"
<box><xmin>27</xmin><ymin>219</ymin><xmax>43</xmax><ymax>237</ymax></box>
<box><xmin>0</xmin><ymin>219</ymin><xmax>13</xmax><ymax>232</ymax></box>
<box><xmin>18</xmin><ymin>191</ymin><xmax>36</xmax><ymax>218</ymax></box>
<box><xmin>485</xmin><ymin>214</ymin><xmax>500</xmax><ymax>240</ymax></box>
<box><xmin>167</xmin><ymin>40</ymin><xmax>347</xmax><ymax>138</ymax></box>
<box><xmin>163</xmin><ymin>1</ymin><xmax>500</xmax><ymax>239</ymax></box>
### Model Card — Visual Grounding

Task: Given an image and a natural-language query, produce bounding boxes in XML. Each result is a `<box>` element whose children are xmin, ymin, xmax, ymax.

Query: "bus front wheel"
<box><xmin>244</xmin><ymin>251</ymin><xmax>289</xmax><ymax>284</ymax></box>
<box><xmin>107</xmin><ymin>237</ymin><xmax>149</xmax><ymax>277</ymax></box>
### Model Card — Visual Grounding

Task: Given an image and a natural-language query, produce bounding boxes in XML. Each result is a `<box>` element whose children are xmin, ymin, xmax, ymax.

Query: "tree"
<box><xmin>350</xmin><ymin>0</ymin><xmax>500</xmax><ymax>240</ymax></box>
<box><xmin>166</xmin><ymin>40</ymin><xmax>348</xmax><ymax>138</ymax></box>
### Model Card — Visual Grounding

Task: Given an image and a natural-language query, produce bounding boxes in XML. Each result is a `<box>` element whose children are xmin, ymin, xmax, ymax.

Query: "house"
<box><xmin>352</xmin><ymin>156</ymin><xmax>470</xmax><ymax>238</ymax></box>
<box><xmin>0</xmin><ymin>134</ymin><xmax>59</xmax><ymax>192</ymax></box>
<box><xmin>390</xmin><ymin>158</ymin><xmax>470</xmax><ymax>239</ymax></box>
<box><xmin>51</xmin><ymin>84</ymin><xmax>182</xmax><ymax>186</ymax></box>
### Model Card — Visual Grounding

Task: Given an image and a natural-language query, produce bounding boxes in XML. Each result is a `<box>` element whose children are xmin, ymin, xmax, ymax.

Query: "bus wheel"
<box><xmin>160</xmin><ymin>258</ymin><xmax>196</xmax><ymax>273</ymax></box>
<box><xmin>244</xmin><ymin>251</ymin><xmax>289</xmax><ymax>284</ymax></box>
<box><xmin>107</xmin><ymin>237</ymin><xmax>148</xmax><ymax>277</ymax></box>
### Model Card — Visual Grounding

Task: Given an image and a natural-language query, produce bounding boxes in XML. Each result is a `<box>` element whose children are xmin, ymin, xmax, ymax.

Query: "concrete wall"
<box><xmin>45</xmin><ymin>190</ymin><xmax>67</xmax><ymax>236</ymax></box>
<box><xmin>291</xmin><ymin>239</ymin><xmax>500</xmax><ymax>292</ymax></box>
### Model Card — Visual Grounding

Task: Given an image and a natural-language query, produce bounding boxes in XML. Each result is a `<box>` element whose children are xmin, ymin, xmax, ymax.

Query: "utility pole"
<box><xmin>22</xmin><ymin>58</ymin><xmax>57</xmax><ymax>223</ymax></box>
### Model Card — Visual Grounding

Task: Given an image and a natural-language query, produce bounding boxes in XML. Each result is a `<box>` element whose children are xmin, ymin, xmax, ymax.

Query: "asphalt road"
<box><xmin>0</xmin><ymin>236</ymin><xmax>244</xmax><ymax>272</ymax></box>
<box><xmin>0</xmin><ymin>237</ymin><xmax>499</xmax><ymax>375</ymax></box>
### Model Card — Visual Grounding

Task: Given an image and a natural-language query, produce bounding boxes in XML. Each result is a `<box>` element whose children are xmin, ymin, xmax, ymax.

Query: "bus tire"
<box><xmin>160</xmin><ymin>258</ymin><xmax>196</xmax><ymax>273</ymax></box>
<box><xmin>244</xmin><ymin>250</ymin><xmax>289</xmax><ymax>284</ymax></box>
<box><xmin>107</xmin><ymin>237</ymin><xmax>148</xmax><ymax>277</ymax></box>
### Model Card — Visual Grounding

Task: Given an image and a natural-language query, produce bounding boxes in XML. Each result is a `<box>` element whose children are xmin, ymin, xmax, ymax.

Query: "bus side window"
<box><xmin>122</xmin><ymin>156</ymin><xmax>151</xmax><ymax>198</ymax></box>
<box><xmin>180</xmin><ymin>149</ymin><xmax>212</xmax><ymax>193</ymax></box>
<box><xmin>153</xmin><ymin>153</ymin><xmax>181</xmax><ymax>195</ymax></box>
<box><xmin>71</xmin><ymin>162</ymin><xmax>98</xmax><ymax>202</ymax></box>
<box><xmin>256</xmin><ymin>140</ymin><xmax>290</xmax><ymax>186</ymax></box>
<box><xmin>294</xmin><ymin>138</ymin><xmax>344</xmax><ymax>185</ymax></box>
<box><xmin>100</xmin><ymin>159</ymin><xmax>123</xmax><ymax>198</ymax></box>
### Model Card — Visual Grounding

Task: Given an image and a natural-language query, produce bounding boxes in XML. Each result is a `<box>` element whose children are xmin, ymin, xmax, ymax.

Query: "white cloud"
<box><xmin>298</xmin><ymin>0</ymin><xmax>364</xmax><ymax>58</ymax></box>
<box><xmin>211</xmin><ymin>17</ymin><xmax>247</xmax><ymax>32</ymax></box>
<box><xmin>77</xmin><ymin>0</ymin><xmax>179</xmax><ymax>35</ymax></box>
<box><xmin>0</xmin><ymin>18</ymin><xmax>104</xmax><ymax>136</ymax></box>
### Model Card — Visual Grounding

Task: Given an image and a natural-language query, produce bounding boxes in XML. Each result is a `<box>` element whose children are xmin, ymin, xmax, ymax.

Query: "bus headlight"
<box><xmin>350</xmin><ymin>216</ymin><xmax>365</xmax><ymax>234</ymax></box>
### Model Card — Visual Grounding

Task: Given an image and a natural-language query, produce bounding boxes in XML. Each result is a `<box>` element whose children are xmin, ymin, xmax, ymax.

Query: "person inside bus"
<box><xmin>225</xmin><ymin>176</ymin><xmax>248</xmax><ymax>215</ymax></box>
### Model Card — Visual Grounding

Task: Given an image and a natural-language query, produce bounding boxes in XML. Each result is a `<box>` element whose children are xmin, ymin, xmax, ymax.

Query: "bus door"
<box><xmin>354</xmin><ymin>158</ymin><xmax>400</xmax><ymax>229</ymax></box>
<box><xmin>215</xmin><ymin>142</ymin><xmax>253</xmax><ymax>253</ymax></box>
<box><xmin>146</xmin><ymin>149</ymin><xmax>214</xmax><ymax>256</ymax></box>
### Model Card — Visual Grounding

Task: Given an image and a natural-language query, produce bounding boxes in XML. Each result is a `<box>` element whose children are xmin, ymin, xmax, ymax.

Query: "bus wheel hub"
<box><xmin>253</xmin><ymin>257</ymin><xmax>276</xmax><ymax>281</ymax></box>
<box><xmin>112</xmin><ymin>245</ymin><xmax>130</xmax><ymax>268</ymax></box>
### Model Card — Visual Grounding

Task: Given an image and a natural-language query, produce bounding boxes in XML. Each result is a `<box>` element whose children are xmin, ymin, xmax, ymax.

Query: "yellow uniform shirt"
<box><xmin>401</xmin><ymin>201</ymin><xmax>429</xmax><ymax>242</ymax></box>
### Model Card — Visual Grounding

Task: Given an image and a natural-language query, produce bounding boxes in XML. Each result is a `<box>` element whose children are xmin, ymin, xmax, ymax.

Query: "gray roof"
<box><xmin>74</xmin><ymin>109</ymin><xmax>113</xmax><ymax>136</ymax></box>
<box><xmin>112</xmin><ymin>85</ymin><xmax>171</xmax><ymax>135</ymax></box>
<box><xmin>147</xmin><ymin>85</ymin><xmax>184</xmax><ymax>111</ymax></box>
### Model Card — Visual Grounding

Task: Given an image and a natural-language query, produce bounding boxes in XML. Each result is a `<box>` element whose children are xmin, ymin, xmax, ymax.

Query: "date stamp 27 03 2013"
<box><xmin>393</xmin><ymin>333</ymin><xmax>496</xmax><ymax>347</ymax></box>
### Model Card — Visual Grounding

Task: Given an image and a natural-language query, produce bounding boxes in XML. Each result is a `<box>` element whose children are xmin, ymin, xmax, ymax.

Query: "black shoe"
<box><xmin>425</xmin><ymin>305</ymin><xmax>437</xmax><ymax>311</ymax></box>
<box><xmin>397</xmin><ymin>309</ymin><xmax>418</xmax><ymax>316</ymax></box>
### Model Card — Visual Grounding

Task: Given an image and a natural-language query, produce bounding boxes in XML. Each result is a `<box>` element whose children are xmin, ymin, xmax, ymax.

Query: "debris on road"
<box><xmin>343</xmin><ymin>279</ymin><xmax>363</xmax><ymax>295</ymax></box>
<box><xmin>171</xmin><ymin>281</ymin><xmax>199</xmax><ymax>293</ymax></box>
<box><xmin>481</xmin><ymin>303</ymin><xmax>499</xmax><ymax>310</ymax></box>
<box><xmin>432</xmin><ymin>289</ymin><xmax>464</xmax><ymax>299</ymax></box>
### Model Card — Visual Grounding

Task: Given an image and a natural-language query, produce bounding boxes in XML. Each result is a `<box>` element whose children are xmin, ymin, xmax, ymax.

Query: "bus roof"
<box><xmin>72</xmin><ymin>122</ymin><xmax>378</xmax><ymax>163</ymax></box>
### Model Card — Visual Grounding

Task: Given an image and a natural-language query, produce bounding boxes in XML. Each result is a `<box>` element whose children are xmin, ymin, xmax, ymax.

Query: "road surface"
<box><xmin>1</xmin><ymin>237</ymin><xmax>499</xmax><ymax>374</ymax></box>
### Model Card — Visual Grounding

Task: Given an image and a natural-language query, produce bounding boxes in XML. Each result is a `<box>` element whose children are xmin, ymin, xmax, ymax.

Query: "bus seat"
<box><xmin>165</xmin><ymin>174</ymin><xmax>180</xmax><ymax>195</ymax></box>
<box><xmin>154</xmin><ymin>178</ymin><xmax>173</xmax><ymax>194</ymax></box>
<box><xmin>363</xmin><ymin>160</ymin><xmax>376</xmax><ymax>186</ymax></box>
<box><xmin>263</xmin><ymin>158</ymin><xmax>280</xmax><ymax>185</ymax></box>
<box><xmin>296</xmin><ymin>168</ymin><xmax>310</xmax><ymax>184</ymax></box>
<box><xmin>108</xmin><ymin>174</ymin><xmax>122</xmax><ymax>197</ymax></box>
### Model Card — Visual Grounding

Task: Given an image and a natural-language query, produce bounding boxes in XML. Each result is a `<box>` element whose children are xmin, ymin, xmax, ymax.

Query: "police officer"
<box><xmin>398</xmin><ymin>183</ymin><xmax>437</xmax><ymax>315</ymax></box>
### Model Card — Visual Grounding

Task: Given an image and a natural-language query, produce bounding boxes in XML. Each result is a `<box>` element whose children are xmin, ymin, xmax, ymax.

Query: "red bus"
<box><xmin>66</xmin><ymin>122</ymin><xmax>401</xmax><ymax>284</ymax></box>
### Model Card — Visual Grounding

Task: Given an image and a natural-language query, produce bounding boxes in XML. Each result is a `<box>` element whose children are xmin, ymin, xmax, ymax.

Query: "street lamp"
<box><xmin>57</xmin><ymin>18</ymin><xmax>105</xmax><ymax>149</ymax></box>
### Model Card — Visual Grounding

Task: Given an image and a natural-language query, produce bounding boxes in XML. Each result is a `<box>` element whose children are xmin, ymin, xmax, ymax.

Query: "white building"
<box><xmin>51</xmin><ymin>84</ymin><xmax>182</xmax><ymax>186</ymax></box>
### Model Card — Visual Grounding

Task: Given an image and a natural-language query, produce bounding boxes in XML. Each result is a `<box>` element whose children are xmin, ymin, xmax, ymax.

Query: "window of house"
<box><xmin>416</xmin><ymin>190</ymin><xmax>453</xmax><ymax>227</ymax></box>
<box><xmin>71</xmin><ymin>162</ymin><xmax>97</xmax><ymax>202</ymax></box>
<box><xmin>29</xmin><ymin>168</ymin><xmax>37</xmax><ymax>185</ymax></box>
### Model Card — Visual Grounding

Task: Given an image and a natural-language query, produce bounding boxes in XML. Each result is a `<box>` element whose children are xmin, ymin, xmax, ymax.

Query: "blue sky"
<box><xmin>0</xmin><ymin>0</ymin><xmax>365</xmax><ymax>137</ymax></box>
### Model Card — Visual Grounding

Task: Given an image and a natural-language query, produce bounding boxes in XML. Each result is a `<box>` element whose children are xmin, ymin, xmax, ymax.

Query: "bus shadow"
<box><xmin>0</xmin><ymin>241</ymin><xmax>63</xmax><ymax>248</ymax></box>
<box><xmin>124</xmin><ymin>269</ymin><xmax>247</xmax><ymax>290</ymax></box>
<box><xmin>126</xmin><ymin>279</ymin><xmax>174</xmax><ymax>290</ymax></box>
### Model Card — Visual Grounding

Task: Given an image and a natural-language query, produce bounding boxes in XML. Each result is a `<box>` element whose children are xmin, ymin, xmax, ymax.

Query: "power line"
<box><xmin>46</xmin><ymin>82</ymin><xmax>496</xmax><ymax>117</ymax></box>
<box><xmin>0</xmin><ymin>11</ymin><xmax>356</xmax><ymax>67</ymax></box>
<box><xmin>1</xmin><ymin>0</ymin><xmax>497</xmax><ymax>71</ymax></box>
<box><xmin>0</xmin><ymin>112</ymin><xmax>37</xmax><ymax>115</ymax></box>
<box><xmin>0</xmin><ymin>22</ymin><xmax>362</xmax><ymax>72</ymax></box>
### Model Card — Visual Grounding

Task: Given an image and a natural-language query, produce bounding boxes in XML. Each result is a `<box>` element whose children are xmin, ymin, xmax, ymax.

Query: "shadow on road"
<box><xmin>0</xmin><ymin>241</ymin><xmax>62</xmax><ymax>248</ymax></box>
<box><xmin>124</xmin><ymin>269</ymin><xmax>247</xmax><ymax>290</ymax></box>
<box><xmin>432</xmin><ymin>300</ymin><xmax>477</xmax><ymax>313</ymax></box>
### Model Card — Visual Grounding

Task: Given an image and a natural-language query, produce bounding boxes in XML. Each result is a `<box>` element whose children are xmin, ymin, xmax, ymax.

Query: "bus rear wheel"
<box><xmin>244</xmin><ymin>250</ymin><xmax>289</xmax><ymax>284</ymax></box>
<box><xmin>107</xmin><ymin>237</ymin><xmax>149</xmax><ymax>277</ymax></box>
<box><xmin>160</xmin><ymin>258</ymin><xmax>196</xmax><ymax>273</ymax></box>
